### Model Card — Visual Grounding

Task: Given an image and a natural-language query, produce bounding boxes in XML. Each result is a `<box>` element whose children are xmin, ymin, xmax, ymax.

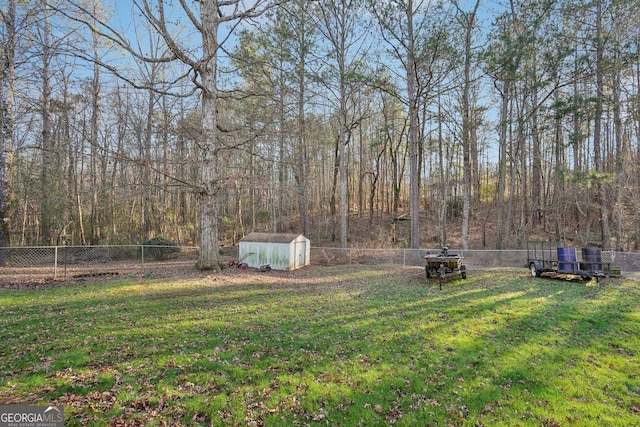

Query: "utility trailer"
<box><xmin>527</xmin><ymin>241</ymin><xmax>620</xmax><ymax>282</ymax></box>
<box><xmin>425</xmin><ymin>247</ymin><xmax>467</xmax><ymax>290</ymax></box>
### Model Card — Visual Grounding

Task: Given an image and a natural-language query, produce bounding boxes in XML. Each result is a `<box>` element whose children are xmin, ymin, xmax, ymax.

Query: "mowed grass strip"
<box><xmin>1</xmin><ymin>266</ymin><xmax>639</xmax><ymax>426</ymax></box>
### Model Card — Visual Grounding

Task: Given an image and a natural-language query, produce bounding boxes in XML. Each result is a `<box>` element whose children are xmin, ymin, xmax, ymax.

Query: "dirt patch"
<box><xmin>0</xmin><ymin>257</ymin><xmax>323</xmax><ymax>290</ymax></box>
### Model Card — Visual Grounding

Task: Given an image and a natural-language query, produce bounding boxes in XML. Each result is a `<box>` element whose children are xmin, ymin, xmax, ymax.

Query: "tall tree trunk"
<box><xmin>249</xmin><ymin>137</ymin><xmax>256</xmax><ymax>232</ymax></box>
<box><xmin>408</xmin><ymin>44</ymin><xmax>421</xmax><ymax>256</ymax></box>
<box><xmin>276</xmin><ymin>66</ymin><xmax>286</xmax><ymax>233</ymax></box>
<box><xmin>330</xmin><ymin>136</ymin><xmax>339</xmax><ymax>241</ymax></box>
<box><xmin>594</xmin><ymin>0</ymin><xmax>611</xmax><ymax>249</ymax></box>
<box><xmin>517</xmin><ymin>113</ymin><xmax>527</xmax><ymax>247</ymax></box>
<box><xmin>143</xmin><ymin>86</ymin><xmax>155</xmax><ymax>238</ymax></box>
<box><xmin>389</xmin><ymin>131</ymin><xmax>404</xmax><ymax>218</ymax></box>
<box><xmin>455</xmin><ymin>0</ymin><xmax>480</xmax><ymax>250</ymax></box>
<box><xmin>177</xmin><ymin>112</ymin><xmax>187</xmax><ymax>227</ymax></box>
<box><xmin>197</xmin><ymin>0</ymin><xmax>222</xmax><ymax>270</ymax></box>
<box><xmin>89</xmin><ymin>6</ymin><xmax>102</xmax><ymax>245</ymax></box>
<box><xmin>296</xmin><ymin>84</ymin><xmax>309</xmax><ymax>237</ymax></box>
<box><xmin>161</xmin><ymin>96</ymin><xmax>170</xmax><ymax>236</ymax></box>
<box><xmin>569</xmin><ymin>50</ymin><xmax>582</xmax><ymax>234</ymax></box>
<box><xmin>437</xmin><ymin>102</ymin><xmax>447</xmax><ymax>247</ymax></box>
<box><xmin>495</xmin><ymin>81</ymin><xmax>510</xmax><ymax>249</ymax></box>
<box><xmin>369</xmin><ymin>143</ymin><xmax>384</xmax><ymax>226</ymax></box>
<box><xmin>553</xmin><ymin>89</ymin><xmax>565</xmax><ymax>241</ymax></box>
<box><xmin>0</xmin><ymin>0</ymin><xmax>16</xmax><ymax>253</ymax></box>
<box><xmin>470</xmin><ymin>112</ymin><xmax>480</xmax><ymax>204</ymax></box>
<box><xmin>317</xmin><ymin>0</ymin><xmax>356</xmax><ymax>252</ymax></box>
<box><xmin>612</xmin><ymin>64</ymin><xmax>623</xmax><ymax>250</ymax></box>
<box><xmin>358</xmin><ymin>123</ymin><xmax>365</xmax><ymax>219</ymax></box>
<box><xmin>531</xmin><ymin>89</ymin><xmax>542</xmax><ymax>228</ymax></box>
<box><xmin>40</xmin><ymin>2</ymin><xmax>54</xmax><ymax>244</ymax></box>
<box><xmin>339</xmin><ymin>87</ymin><xmax>348</xmax><ymax>253</ymax></box>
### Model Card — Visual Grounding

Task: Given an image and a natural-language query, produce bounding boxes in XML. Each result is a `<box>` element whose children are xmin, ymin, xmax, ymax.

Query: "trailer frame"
<box><xmin>526</xmin><ymin>241</ymin><xmax>618</xmax><ymax>282</ymax></box>
<box><xmin>424</xmin><ymin>247</ymin><xmax>467</xmax><ymax>290</ymax></box>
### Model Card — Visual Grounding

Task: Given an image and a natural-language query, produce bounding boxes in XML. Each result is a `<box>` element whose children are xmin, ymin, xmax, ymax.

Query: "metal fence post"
<box><xmin>54</xmin><ymin>246</ymin><xmax>58</xmax><ymax>279</ymax></box>
<box><xmin>141</xmin><ymin>244</ymin><xmax>145</xmax><ymax>273</ymax></box>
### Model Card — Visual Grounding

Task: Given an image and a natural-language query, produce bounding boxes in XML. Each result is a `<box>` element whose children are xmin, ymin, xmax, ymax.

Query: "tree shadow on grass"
<box><xmin>1</xmin><ymin>266</ymin><xmax>638</xmax><ymax>426</ymax></box>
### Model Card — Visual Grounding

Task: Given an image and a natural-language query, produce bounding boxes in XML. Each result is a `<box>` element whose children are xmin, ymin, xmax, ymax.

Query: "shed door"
<box><xmin>296</xmin><ymin>240</ymin><xmax>306</xmax><ymax>269</ymax></box>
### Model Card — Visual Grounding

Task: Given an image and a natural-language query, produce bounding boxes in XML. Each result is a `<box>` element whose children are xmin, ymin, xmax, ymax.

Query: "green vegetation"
<box><xmin>1</xmin><ymin>266</ymin><xmax>639</xmax><ymax>426</ymax></box>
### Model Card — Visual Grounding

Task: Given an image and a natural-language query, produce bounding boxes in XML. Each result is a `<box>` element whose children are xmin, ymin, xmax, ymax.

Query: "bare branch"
<box><xmin>137</xmin><ymin>0</ymin><xmax>200</xmax><ymax>69</ymax></box>
<box><xmin>50</xmin><ymin>1</ymin><xmax>177</xmax><ymax>65</ymax></box>
<box><xmin>177</xmin><ymin>0</ymin><xmax>202</xmax><ymax>32</ymax></box>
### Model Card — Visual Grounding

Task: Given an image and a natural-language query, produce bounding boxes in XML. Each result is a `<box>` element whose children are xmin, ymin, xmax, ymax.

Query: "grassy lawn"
<box><xmin>1</xmin><ymin>265</ymin><xmax>639</xmax><ymax>426</ymax></box>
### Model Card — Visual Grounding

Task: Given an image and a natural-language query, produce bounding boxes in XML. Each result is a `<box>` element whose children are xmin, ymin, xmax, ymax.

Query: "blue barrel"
<box><xmin>581</xmin><ymin>248</ymin><xmax>602</xmax><ymax>271</ymax></box>
<box><xmin>557</xmin><ymin>247</ymin><xmax>576</xmax><ymax>273</ymax></box>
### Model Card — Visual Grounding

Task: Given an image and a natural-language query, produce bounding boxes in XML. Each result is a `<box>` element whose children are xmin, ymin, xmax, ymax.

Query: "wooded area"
<box><xmin>1</xmin><ymin>0</ymin><xmax>639</xmax><ymax>268</ymax></box>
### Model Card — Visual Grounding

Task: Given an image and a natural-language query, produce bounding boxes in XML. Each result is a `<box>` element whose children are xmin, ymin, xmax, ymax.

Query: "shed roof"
<box><xmin>240</xmin><ymin>232</ymin><xmax>306</xmax><ymax>244</ymax></box>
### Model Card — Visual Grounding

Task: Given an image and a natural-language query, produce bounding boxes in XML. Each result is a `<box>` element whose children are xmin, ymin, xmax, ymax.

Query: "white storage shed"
<box><xmin>238</xmin><ymin>233</ymin><xmax>310</xmax><ymax>271</ymax></box>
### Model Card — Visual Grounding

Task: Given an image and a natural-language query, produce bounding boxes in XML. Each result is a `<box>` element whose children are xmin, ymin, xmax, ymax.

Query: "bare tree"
<box><xmin>85</xmin><ymin>0</ymin><xmax>103</xmax><ymax>244</ymax></box>
<box><xmin>368</xmin><ymin>0</ymin><xmax>451</xmax><ymax>257</ymax></box>
<box><xmin>0</xmin><ymin>0</ymin><xmax>17</xmax><ymax>252</ymax></box>
<box><xmin>367</xmin><ymin>0</ymin><xmax>422</xmax><ymax>253</ymax></box>
<box><xmin>593</xmin><ymin>0</ymin><xmax>611</xmax><ymax>250</ymax></box>
<box><xmin>62</xmin><ymin>0</ymin><xmax>281</xmax><ymax>269</ymax></box>
<box><xmin>36</xmin><ymin>1</ymin><xmax>53</xmax><ymax>243</ymax></box>
<box><xmin>316</xmin><ymin>0</ymin><xmax>371</xmax><ymax>252</ymax></box>
<box><xmin>452</xmin><ymin>0</ymin><xmax>480</xmax><ymax>251</ymax></box>
<box><xmin>276</xmin><ymin>0</ymin><xmax>316</xmax><ymax>238</ymax></box>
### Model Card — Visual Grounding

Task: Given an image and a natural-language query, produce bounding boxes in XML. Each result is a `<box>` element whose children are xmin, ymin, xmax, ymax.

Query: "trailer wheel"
<box><xmin>425</xmin><ymin>266</ymin><xmax>431</xmax><ymax>279</ymax></box>
<box><xmin>581</xmin><ymin>275</ymin><xmax>592</xmax><ymax>282</ymax></box>
<box><xmin>529</xmin><ymin>262</ymin><xmax>540</xmax><ymax>277</ymax></box>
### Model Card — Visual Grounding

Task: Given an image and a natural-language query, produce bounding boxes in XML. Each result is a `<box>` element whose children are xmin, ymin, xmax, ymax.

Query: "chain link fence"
<box><xmin>2</xmin><ymin>245</ymin><xmax>639</xmax><ymax>285</ymax></box>
<box><xmin>311</xmin><ymin>247</ymin><xmax>640</xmax><ymax>273</ymax></box>
<box><xmin>0</xmin><ymin>245</ymin><xmax>200</xmax><ymax>284</ymax></box>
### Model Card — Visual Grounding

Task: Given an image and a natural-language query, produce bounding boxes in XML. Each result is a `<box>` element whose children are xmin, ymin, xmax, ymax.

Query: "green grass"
<box><xmin>1</xmin><ymin>265</ymin><xmax>639</xmax><ymax>426</ymax></box>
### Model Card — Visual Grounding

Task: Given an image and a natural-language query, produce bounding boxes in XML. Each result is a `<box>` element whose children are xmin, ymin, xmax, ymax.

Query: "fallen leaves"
<box><xmin>1</xmin><ymin>265</ymin><xmax>639</xmax><ymax>426</ymax></box>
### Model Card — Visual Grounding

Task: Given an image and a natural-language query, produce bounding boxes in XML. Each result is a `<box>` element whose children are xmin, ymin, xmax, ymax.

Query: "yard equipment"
<box><xmin>424</xmin><ymin>247</ymin><xmax>467</xmax><ymax>290</ymax></box>
<box><xmin>258</xmin><ymin>264</ymin><xmax>272</xmax><ymax>272</ymax></box>
<box><xmin>527</xmin><ymin>241</ymin><xmax>620</xmax><ymax>282</ymax></box>
<box><xmin>227</xmin><ymin>252</ymin><xmax>255</xmax><ymax>269</ymax></box>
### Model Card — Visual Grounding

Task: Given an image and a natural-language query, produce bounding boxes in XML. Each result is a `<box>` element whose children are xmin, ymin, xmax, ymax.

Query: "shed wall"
<box><xmin>238</xmin><ymin>233</ymin><xmax>310</xmax><ymax>271</ymax></box>
<box><xmin>239</xmin><ymin>242</ymin><xmax>293</xmax><ymax>270</ymax></box>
